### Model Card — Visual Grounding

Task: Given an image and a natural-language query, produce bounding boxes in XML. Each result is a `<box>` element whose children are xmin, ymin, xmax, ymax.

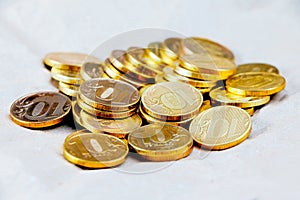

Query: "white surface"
<box><xmin>0</xmin><ymin>0</ymin><xmax>300</xmax><ymax>199</ymax></box>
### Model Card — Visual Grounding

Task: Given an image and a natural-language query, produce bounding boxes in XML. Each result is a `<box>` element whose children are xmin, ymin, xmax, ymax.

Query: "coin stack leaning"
<box><xmin>44</xmin><ymin>52</ymin><xmax>102</xmax><ymax>98</ymax></box>
<box><xmin>75</xmin><ymin>78</ymin><xmax>142</xmax><ymax>138</ymax></box>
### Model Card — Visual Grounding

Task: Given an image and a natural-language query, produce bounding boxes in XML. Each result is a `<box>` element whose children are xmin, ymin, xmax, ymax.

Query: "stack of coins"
<box><xmin>75</xmin><ymin>78</ymin><xmax>142</xmax><ymax>138</ymax></box>
<box><xmin>139</xmin><ymin>81</ymin><xmax>203</xmax><ymax>128</ymax></box>
<box><xmin>44</xmin><ymin>52</ymin><xmax>102</xmax><ymax>97</ymax></box>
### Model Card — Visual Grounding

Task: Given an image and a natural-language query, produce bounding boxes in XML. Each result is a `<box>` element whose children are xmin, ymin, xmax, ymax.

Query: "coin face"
<box><xmin>79</xmin><ymin>78</ymin><xmax>140</xmax><ymax>111</ymax></box>
<box><xmin>80</xmin><ymin>62</ymin><xmax>104</xmax><ymax>81</ymax></box>
<box><xmin>128</xmin><ymin>123</ymin><xmax>193</xmax><ymax>161</ymax></box>
<box><xmin>44</xmin><ymin>52</ymin><xmax>101</xmax><ymax>70</ymax></box>
<box><xmin>179</xmin><ymin>54</ymin><xmax>237</xmax><ymax>78</ymax></box>
<box><xmin>63</xmin><ymin>130</ymin><xmax>128</xmax><ymax>168</ymax></box>
<box><xmin>10</xmin><ymin>92</ymin><xmax>71</xmax><ymax>128</ymax></box>
<box><xmin>210</xmin><ymin>87</ymin><xmax>270</xmax><ymax>108</ymax></box>
<box><xmin>80</xmin><ymin>111</ymin><xmax>142</xmax><ymax>138</ymax></box>
<box><xmin>181</xmin><ymin>37</ymin><xmax>234</xmax><ymax>61</ymax></box>
<box><xmin>226</xmin><ymin>72</ymin><xmax>286</xmax><ymax>96</ymax></box>
<box><xmin>189</xmin><ymin>106</ymin><xmax>252</xmax><ymax>150</ymax></box>
<box><xmin>237</xmin><ymin>63</ymin><xmax>279</xmax><ymax>74</ymax></box>
<box><xmin>141</xmin><ymin>82</ymin><xmax>203</xmax><ymax>121</ymax></box>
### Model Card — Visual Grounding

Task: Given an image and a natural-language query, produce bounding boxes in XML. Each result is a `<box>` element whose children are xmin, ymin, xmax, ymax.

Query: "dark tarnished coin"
<box><xmin>128</xmin><ymin>123</ymin><xmax>193</xmax><ymax>161</ymax></box>
<box><xmin>79</xmin><ymin>78</ymin><xmax>140</xmax><ymax>111</ymax></box>
<box><xmin>10</xmin><ymin>92</ymin><xmax>71</xmax><ymax>128</ymax></box>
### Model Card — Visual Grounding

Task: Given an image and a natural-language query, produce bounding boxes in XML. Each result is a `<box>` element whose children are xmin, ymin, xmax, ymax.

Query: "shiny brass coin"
<box><xmin>79</xmin><ymin>78</ymin><xmax>140</xmax><ymax>111</ymax></box>
<box><xmin>51</xmin><ymin>67</ymin><xmax>81</xmax><ymax>85</ymax></box>
<box><xmin>179</xmin><ymin>54</ymin><xmax>237</xmax><ymax>78</ymax></box>
<box><xmin>160</xmin><ymin>49</ymin><xmax>176</xmax><ymax>66</ymax></box>
<box><xmin>244</xmin><ymin>107</ymin><xmax>254</xmax><ymax>116</ymax></box>
<box><xmin>163</xmin><ymin>66</ymin><xmax>216</xmax><ymax>88</ymax></box>
<box><xmin>128</xmin><ymin>123</ymin><xmax>193</xmax><ymax>161</ymax></box>
<box><xmin>226</xmin><ymin>72</ymin><xmax>286</xmax><ymax>96</ymax></box>
<box><xmin>10</xmin><ymin>92</ymin><xmax>71</xmax><ymax>128</ymax></box>
<box><xmin>174</xmin><ymin>63</ymin><xmax>225</xmax><ymax>81</ymax></box>
<box><xmin>200</xmin><ymin>100</ymin><xmax>211</xmax><ymax>113</ymax></box>
<box><xmin>145</xmin><ymin>42</ymin><xmax>163</xmax><ymax>64</ymax></box>
<box><xmin>210</xmin><ymin>87</ymin><xmax>270</xmax><ymax>108</ymax></box>
<box><xmin>190</xmin><ymin>106</ymin><xmax>251</xmax><ymax>150</ymax></box>
<box><xmin>141</xmin><ymin>82</ymin><xmax>203</xmax><ymax>121</ymax></box>
<box><xmin>58</xmin><ymin>82</ymin><xmax>79</xmax><ymax>97</ymax></box>
<box><xmin>44</xmin><ymin>52</ymin><xmax>101</xmax><ymax>71</ymax></box>
<box><xmin>63</xmin><ymin>130</ymin><xmax>128</xmax><ymax>168</ymax></box>
<box><xmin>162</xmin><ymin>38</ymin><xmax>182</xmax><ymax>60</ymax></box>
<box><xmin>103</xmin><ymin>60</ymin><xmax>147</xmax><ymax>89</ymax></box>
<box><xmin>180</xmin><ymin>37</ymin><xmax>234</xmax><ymax>61</ymax></box>
<box><xmin>80</xmin><ymin>111</ymin><xmax>142</xmax><ymax>138</ymax></box>
<box><xmin>139</xmin><ymin>106</ymin><xmax>193</xmax><ymax>127</ymax></box>
<box><xmin>237</xmin><ymin>63</ymin><xmax>279</xmax><ymax>74</ymax></box>
<box><xmin>102</xmin><ymin>72</ymin><xmax>111</xmax><ymax>79</ymax></box>
<box><xmin>77</xmin><ymin>95</ymin><xmax>136</xmax><ymax>119</ymax></box>
<box><xmin>80</xmin><ymin>62</ymin><xmax>104</xmax><ymax>81</ymax></box>
<box><xmin>72</xmin><ymin>101</ymin><xmax>83</xmax><ymax>127</ymax></box>
<box><xmin>155</xmin><ymin>74</ymin><xmax>168</xmax><ymax>83</ymax></box>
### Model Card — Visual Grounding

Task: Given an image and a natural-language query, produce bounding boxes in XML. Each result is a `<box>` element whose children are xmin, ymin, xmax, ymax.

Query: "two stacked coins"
<box><xmin>76</xmin><ymin>78</ymin><xmax>142</xmax><ymax>138</ymax></box>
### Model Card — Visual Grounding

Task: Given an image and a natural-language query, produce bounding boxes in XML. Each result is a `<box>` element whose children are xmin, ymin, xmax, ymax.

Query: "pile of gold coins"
<box><xmin>9</xmin><ymin>36</ymin><xmax>286</xmax><ymax>169</ymax></box>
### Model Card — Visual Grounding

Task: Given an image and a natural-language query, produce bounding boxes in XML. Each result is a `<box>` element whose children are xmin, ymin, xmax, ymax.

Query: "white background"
<box><xmin>0</xmin><ymin>0</ymin><xmax>300</xmax><ymax>199</ymax></box>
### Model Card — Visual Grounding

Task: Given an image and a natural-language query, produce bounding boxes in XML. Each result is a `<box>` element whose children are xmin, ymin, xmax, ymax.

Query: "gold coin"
<box><xmin>58</xmin><ymin>82</ymin><xmax>79</xmax><ymax>97</ymax></box>
<box><xmin>44</xmin><ymin>52</ymin><xmax>101</xmax><ymax>71</ymax></box>
<box><xmin>10</xmin><ymin>92</ymin><xmax>71</xmax><ymax>128</ymax></box>
<box><xmin>139</xmin><ymin>106</ymin><xmax>193</xmax><ymax>127</ymax></box>
<box><xmin>77</xmin><ymin>95</ymin><xmax>136</xmax><ymax>119</ymax></box>
<box><xmin>163</xmin><ymin>66</ymin><xmax>217</xmax><ymax>88</ymax></box>
<box><xmin>162</xmin><ymin>38</ymin><xmax>182</xmax><ymax>60</ymax></box>
<box><xmin>79</xmin><ymin>78</ymin><xmax>140</xmax><ymax>111</ymax></box>
<box><xmin>196</xmin><ymin>87</ymin><xmax>211</xmax><ymax>94</ymax></box>
<box><xmin>63</xmin><ymin>130</ymin><xmax>128</xmax><ymax>168</ymax></box>
<box><xmin>72</xmin><ymin>101</ymin><xmax>83</xmax><ymax>127</ymax></box>
<box><xmin>103</xmin><ymin>60</ymin><xmax>147</xmax><ymax>89</ymax></box>
<box><xmin>51</xmin><ymin>67</ymin><xmax>81</xmax><ymax>85</ymax></box>
<box><xmin>155</xmin><ymin>74</ymin><xmax>168</xmax><ymax>83</ymax></box>
<box><xmin>190</xmin><ymin>106</ymin><xmax>252</xmax><ymax>150</ymax></box>
<box><xmin>80</xmin><ymin>62</ymin><xmax>104</xmax><ymax>81</ymax></box>
<box><xmin>128</xmin><ymin>123</ymin><xmax>193</xmax><ymax>161</ymax></box>
<box><xmin>244</xmin><ymin>107</ymin><xmax>254</xmax><ymax>116</ymax></box>
<box><xmin>200</xmin><ymin>100</ymin><xmax>211</xmax><ymax>113</ymax></box>
<box><xmin>237</xmin><ymin>63</ymin><xmax>279</xmax><ymax>74</ymax></box>
<box><xmin>80</xmin><ymin>111</ymin><xmax>142</xmax><ymax>138</ymax></box>
<box><xmin>141</xmin><ymin>82</ymin><xmax>203</xmax><ymax>121</ymax></box>
<box><xmin>145</xmin><ymin>42</ymin><xmax>163</xmax><ymax>64</ymax></box>
<box><xmin>180</xmin><ymin>37</ymin><xmax>234</xmax><ymax>61</ymax></box>
<box><xmin>210</xmin><ymin>87</ymin><xmax>270</xmax><ymax>108</ymax></box>
<box><xmin>226</xmin><ymin>72</ymin><xmax>286</xmax><ymax>96</ymax></box>
<box><xmin>179</xmin><ymin>54</ymin><xmax>237</xmax><ymax>79</ymax></box>
<box><xmin>174</xmin><ymin>63</ymin><xmax>225</xmax><ymax>81</ymax></box>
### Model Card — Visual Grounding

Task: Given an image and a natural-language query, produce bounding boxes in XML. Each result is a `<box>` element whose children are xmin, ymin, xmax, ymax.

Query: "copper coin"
<box><xmin>10</xmin><ymin>92</ymin><xmax>71</xmax><ymax>128</ymax></box>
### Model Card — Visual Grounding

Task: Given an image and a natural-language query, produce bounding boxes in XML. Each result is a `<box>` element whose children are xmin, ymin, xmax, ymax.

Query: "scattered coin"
<box><xmin>237</xmin><ymin>63</ymin><xmax>279</xmax><ymax>74</ymax></box>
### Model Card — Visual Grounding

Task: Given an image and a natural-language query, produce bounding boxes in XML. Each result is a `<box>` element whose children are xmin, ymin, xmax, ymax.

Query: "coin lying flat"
<box><xmin>179</xmin><ymin>54</ymin><xmax>237</xmax><ymax>79</ymax></box>
<box><xmin>58</xmin><ymin>82</ymin><xmax>79</xmax><ymax>97</ymax></box>
<box><xmin>189</xmin><ymin>106</ymin><xmax>252</xmax><ymax>150</ymax></box>
<box><xmin>210</xmin><ymin>87</ymin><xmax>270</xmax><ymax>108</ymax></box>
<box><xmin>226</xmin><ymin>72</ymin><xmax>286</xmax><ymax>96</ymax></box>
<box><xmin>128</xmin><ymin>123</ymin><xmax>193</xmax><ymax>161</ymax></box>
<box><xmin>80</xmin><ymin>111</ymin><xmax>142</xmax><ymax>138</ymax></box>
<box><xmin>141</xmin><ymin>82</ymin><xmax>203</xmax><ymax>121</ymax></box>
<box><xmin>51</xmin><ymin>67</ymin><xmax>81</xmax><ymax>85</ymax></box>
<box><xmin>80</xmin><ymin>62</ymin><xmax>104</xmax><ymax>81</ymax></box>
<box><xmin>163</xmin><ymin>66</ymin><xmax>217</xmax><ymax>88</ymax></box>
<box><xmin>237</xmin><ymin>63</ymin><xmax>279</xmax><ymax>74</ymax></box>
<box><xmin>44</xmin><ymin>52</ymin><xmax>101</xmax><ymax>71</ymax></box>
<box><xmin>63</xmin><ymin>130</ymin><xmax>128</xmax><ymax>168</ymax></box>
<box><xmin>10</xmin><ymin>92</ymin><xmax>71</xmax><ymax>128</ymax></box>
<box><xmin>180</xmin><ymin>37</ymin><xmax>234</xmax><ymax>61</ymax></box>
<box><xmin>79</xmin><ymin>78</ymin><xmax>140</xmax><ymax>111</ymax></box>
